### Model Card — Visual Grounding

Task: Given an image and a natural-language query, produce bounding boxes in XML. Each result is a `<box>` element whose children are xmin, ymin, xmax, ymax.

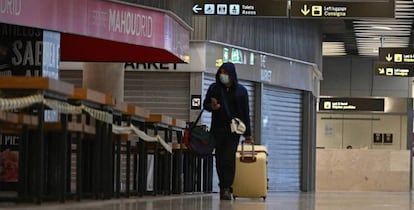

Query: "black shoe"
<box><xmin>220</xmin><ymin>188</ymin><xmax>232</xmax><ymax>200</ymax></box>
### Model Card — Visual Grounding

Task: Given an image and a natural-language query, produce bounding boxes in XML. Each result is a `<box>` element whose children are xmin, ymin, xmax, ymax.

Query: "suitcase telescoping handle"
<box><xmin>240</xmin><ymin>140</ymin><xmax>256</xmax><ymax>163</ymax></box>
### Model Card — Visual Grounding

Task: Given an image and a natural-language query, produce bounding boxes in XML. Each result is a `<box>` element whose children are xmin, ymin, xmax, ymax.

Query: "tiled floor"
<box><xmin>0</xmin><ymin>191</ymin><xmax>412</xmax><ymax>210</ymax></box>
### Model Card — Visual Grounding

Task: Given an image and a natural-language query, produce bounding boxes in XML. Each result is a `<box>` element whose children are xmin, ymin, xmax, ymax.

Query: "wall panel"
<box><xmin>120</xmin><ymin>0</ymin><xmax>192</xmax><ymax>25</ymax></box>
<box><xmin>322</xmin><ymin>56</ymin><xmax>411</xmax><ymax>97</ymax></box>
<box><xmin>204</xmin><ymin>17</ymin><xmax>322</xmax><ymax>66</ymax></box>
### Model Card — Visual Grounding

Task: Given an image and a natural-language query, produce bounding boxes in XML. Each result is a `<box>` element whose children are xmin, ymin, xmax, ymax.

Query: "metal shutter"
<box><xmin>263</xmin><ymin>85</ymin><xmax>303</xmax><ymax>192</ymax></box>
<box><xmin>202</xmin><ymin>73</ymin><xmax>256</xmax><ymax>192</ymax></box>
<box><xmin>59</xmin><ymin>69</ymin><xmax>83</xmax><ymax>191</ymax></box>
<box><xmin>201</xmin><ymin>75</ymin><xmax>215</xmax><ymax>127</ymax></box>
<box><xmin>59</xmin><ymin>70</ymin><xmax>83</xmax><ymax>87</ymax></box>
<box><xmin>124</xmin><ymin>71</ymin><xmax>190</xmax><ymax>192</ymax></box>
<box><xmin>124</xmin><ymin>71</ymin><xmax>190</xmax><ymax>120</ymax></box>
<box><xmin>59</xmin><ymin>70</ymin><xmax>191</xmax><ymax>119</ymax></box>
<box><xmin>59</xmin><ymin>70</ymin><xmax>190</xmax><ymax>120</ymax></box>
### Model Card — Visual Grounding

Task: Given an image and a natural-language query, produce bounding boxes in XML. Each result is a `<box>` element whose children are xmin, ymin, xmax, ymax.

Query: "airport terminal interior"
<box><xmin>1</xmin><ymin>0</ymin><xmax>414</xmax><ymax>209</ymax></box>
<box><xmin>0</xmin><ymin>192</ymin><xmax>413</xmax><ymax>210</ymax></box>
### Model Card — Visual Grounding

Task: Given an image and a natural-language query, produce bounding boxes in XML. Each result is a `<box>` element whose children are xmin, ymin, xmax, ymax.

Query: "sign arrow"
<box><xmin>192</xmin><ymin>4</ymin><xmax>202</xmax><ymax>14</ymax></box>
<box><xmin>301</xmin><ymin>4</ymin><xmax>310</xmax><ymax>16</ymax></box>
<box><xmin>385</xmin><ymin>53</ymin><xmax>393</xmax><ymax>62</ymax></box>
<box><xmin>378</xmin><ymin>67</ymin><xmax>385</xmax><ymax>75</ymax></box>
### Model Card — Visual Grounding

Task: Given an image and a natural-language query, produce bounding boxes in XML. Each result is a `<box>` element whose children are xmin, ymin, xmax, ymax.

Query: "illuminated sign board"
<box><xmin>319</xmin><ymin>98</ymin><xmax>384</xmax><ymax>112</ymax></box>
<box><xmin>217</xmin><ymin>47</ymin><xmax>255</xmax><ymax>66</ymax></box>
<box><xmin>291</xmin><ymin>0</ymin><xmax>395</xmax><ymax>18</ymax></box>
<box><xmin>379</xmin><ymin>48</ymin><xmax>414</xmax><ymax>63</ymax></box>
<box><xmin>192</xmin><ymin>0</ymin><xmax>288</xmax><ymax>17</ymax></box>
<box><xmin>374</xmin><ymin>62</ymin><xmax>414</xmax><ymax>77</ymax></box>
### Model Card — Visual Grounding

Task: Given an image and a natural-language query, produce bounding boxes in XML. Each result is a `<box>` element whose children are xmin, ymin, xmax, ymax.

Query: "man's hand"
<box><xmin>244</xmin><ymin>136</ymin><xmax>254</xmax><ymax>144</ymax></box>
<box><xmin>211</xmin><ymin>97</ymin><xmax>221</xmax><ymax>110</ymax></box>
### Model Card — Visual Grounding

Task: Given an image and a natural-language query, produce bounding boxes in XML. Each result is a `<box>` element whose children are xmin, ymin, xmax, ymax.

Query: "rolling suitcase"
<box><xmin>232</xmin><ymin>141</ymin><xmax>268</xmax><ymax>200</ymax></box>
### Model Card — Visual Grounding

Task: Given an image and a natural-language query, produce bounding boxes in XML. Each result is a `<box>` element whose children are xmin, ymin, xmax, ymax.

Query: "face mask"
<box><xmin>219</xmin><ymin>74</ymin><xmax>230</xmax><ymax>84</ymax></box>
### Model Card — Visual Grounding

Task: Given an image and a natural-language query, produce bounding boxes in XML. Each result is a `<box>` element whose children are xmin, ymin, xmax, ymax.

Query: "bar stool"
<box><xmin>112</xmin><ymin>102</ymin><xmax>149</xmax><ymax>198</ymax></box>
<box><xmin>144</xmin><ymin>114</ymin><xmax>172</xmax><ymax>195</ymax></box>
<box><xmin>170</xmin><ymin>118</ymin><xmax>186</xmax><ymax>194</ymax></box>
<box><xmin>0</xmin><ymin>77</ymin><xmax>74</xmax><ymax>204</ymax></box>
<box><xmin>125</xmin><ymin>104</ymin><xmax>149</xmax><ymax>197</ymax></box>
<box><xmin>68</xmin><ymin>88</ymin><xmax>114</xmax><ymax>200</ymax></box>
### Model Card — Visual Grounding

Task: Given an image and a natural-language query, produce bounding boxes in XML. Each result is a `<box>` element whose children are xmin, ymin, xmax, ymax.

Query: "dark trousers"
<box><xmin>214</xmin><ymin>130</ymin><xmax>240</xmax><ymax>191</ymax></box>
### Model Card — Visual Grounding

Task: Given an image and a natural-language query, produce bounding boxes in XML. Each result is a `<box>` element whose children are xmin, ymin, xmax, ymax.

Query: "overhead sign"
<box><xmin>379</xmin><ymin>48</ymin><xmax>414</xmax><ymax>63</ymax></box>
<box><xmin>192</xmin><ymin>0</ymin><xmax>287</xmax><ymax>17</ymax></box>
<box><xmin>374</xmin><ymin>62</ymin><xmax>414</xmax><ymax>77</ymax></box>
<box><xmin>291</xmin><ymin>0</ymin><xmax>395</xmax><ymax>19</ymax></box>
<box><xmin>319</xmin><ymin>97</ymin><xmax>384</xmax><ymax>112</ymax></box>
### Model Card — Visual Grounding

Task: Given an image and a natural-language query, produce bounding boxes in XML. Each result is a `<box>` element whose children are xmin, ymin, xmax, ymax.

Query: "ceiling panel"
<box><xmin>323</xmin><ymin>0</ymin><xmax>414</xmax><ymax>57</ymax></box>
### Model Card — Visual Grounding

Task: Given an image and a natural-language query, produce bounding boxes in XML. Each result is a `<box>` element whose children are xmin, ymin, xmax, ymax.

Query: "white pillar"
<box><xmin>83</xmin><ymin>62</ymin><xmax>124</xmax><ymax>103</ymax></box>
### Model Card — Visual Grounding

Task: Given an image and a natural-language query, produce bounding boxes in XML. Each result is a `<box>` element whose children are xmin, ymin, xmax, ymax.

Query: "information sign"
<box><xmin>378</xmin><ymin>48</ymin><xmax>414</xmax><ymax>63</ymax></box>
<box><xmin>291</xmin><ymin>0</ymin><xmax>394</xmax><ymax>18</ymax></box>
<box><xmin>374</xmin><ymin>62</ymin><xmax>414</xmax><ymax>77</ymax></box>
<box><xmin>319</xmin><ymin>97</ymin><xmax>384</xmax><ymax>112</ymax></box>
<box><xmin>192</xmin><ymin>0</ymin><xmax>287</xmax><ymax>17</ymax></box>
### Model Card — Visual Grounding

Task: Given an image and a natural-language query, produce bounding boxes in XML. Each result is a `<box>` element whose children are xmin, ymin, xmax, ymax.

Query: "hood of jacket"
<box><xmin>215</xmin><ymin>62</ymin><xmax>238</xmax><ymax>87</ymax></box>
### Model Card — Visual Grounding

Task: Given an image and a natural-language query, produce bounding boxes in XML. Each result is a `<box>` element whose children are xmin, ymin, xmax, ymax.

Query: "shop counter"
<box><xmin>316</xmin><ymin>149</ymin><xmax>410</xmax><ymax>192</ymax></box>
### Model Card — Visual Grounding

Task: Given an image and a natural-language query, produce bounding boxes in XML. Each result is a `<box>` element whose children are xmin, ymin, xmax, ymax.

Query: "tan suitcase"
<box><xmin>232</xmin><ymin>141</ymin><xmax>268</xmax><ymax>200</ymax></box>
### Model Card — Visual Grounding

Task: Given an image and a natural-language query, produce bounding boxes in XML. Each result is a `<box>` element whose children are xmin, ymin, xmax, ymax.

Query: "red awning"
<box><xmin>60</xmin><ymin>33</ymin><xmax>185</xmax><ymax>63</ymax></box>
<box><xmin>0</xmin><ymin>0</ymin><xmax>190</xmax><ymax>63</ymax></box>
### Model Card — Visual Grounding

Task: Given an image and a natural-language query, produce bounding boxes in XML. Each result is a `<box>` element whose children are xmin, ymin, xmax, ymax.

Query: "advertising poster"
<box><xmin>0</xmin><ymin>23</ymin><xmax>43</xmax><ymax>76</ymax></box>
<box><xmin>373</xmin><ymin>133</ymin><xmax>383</xmax><ymax>144</ymax></box>
<box><xmin>0</xmin><ymin>23</ymin><xmax>60</xmax><ymax>122</ymax></box>
<box><xmin>383</xmin><ymin>133</ymin><xmax>393</xmax><ymax>144</ymax></box>
<box><xmin>0</xmin><ymin>133</ymin><xmax>20</xmax><ymax>190</ymax></box>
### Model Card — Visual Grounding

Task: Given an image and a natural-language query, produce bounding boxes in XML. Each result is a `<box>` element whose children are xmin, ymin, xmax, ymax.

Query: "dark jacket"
<box><xmin>203</xmin><ymin>62</ymin><xmax>251</xmax><ymax>137</ymax></box>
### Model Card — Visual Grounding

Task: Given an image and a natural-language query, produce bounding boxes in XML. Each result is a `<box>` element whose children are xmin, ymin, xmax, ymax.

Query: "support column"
<box><xmin>82</xmin><ymin>62</ymin><xmax>124</xmax><ymax>102</ymax></box>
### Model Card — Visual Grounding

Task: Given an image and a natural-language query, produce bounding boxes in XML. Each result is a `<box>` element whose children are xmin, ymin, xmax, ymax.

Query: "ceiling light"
<box><xmin>370</xmin><ymin>26</ymin><xmax>393</xmax><ymax>30</ymax></box>
<box><xmin>323</xmin><ymin>42</ymin><xmax>346</xmax><ymax>56</ymax></box>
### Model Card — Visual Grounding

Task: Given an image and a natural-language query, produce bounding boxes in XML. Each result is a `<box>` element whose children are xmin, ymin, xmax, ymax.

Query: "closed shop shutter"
<box><xmin>201</xmin><ymin>75</ymin><xmax>215</xmax><ymax>127</ymax></box>
<box><xmin>124</xmin><ymin>71</ymin><xmax>190</xmax><ymax>120</ymax></box>
<box><xmin>59</xmin><ymin>70</ymin><xmax>190</xmax><ymax>119</ymax></box>
<box><xmin>263</xmin><ymin>85</ymin><xmax>303</xmax><ymax>192</ymax></box>
<box><xmin>59</xmin><ymin>70</ymin><xmax>83</xmax><ymax>87</ymax></box>
<box><xmin>60</xmin><ymin>70</ymin><xmax>191</xmax><ymax>120</ymax></box>
<box><xmin>124</xmin><ymin>71</ymin><xmax>190</xmax><ymax>191</ymax></box>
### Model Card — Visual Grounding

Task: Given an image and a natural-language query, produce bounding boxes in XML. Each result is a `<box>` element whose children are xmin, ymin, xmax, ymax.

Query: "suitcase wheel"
<box><xmin>232</xmin><ymin>196</ymin><xmax>266</xmax><ymax>201</ymax></box>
